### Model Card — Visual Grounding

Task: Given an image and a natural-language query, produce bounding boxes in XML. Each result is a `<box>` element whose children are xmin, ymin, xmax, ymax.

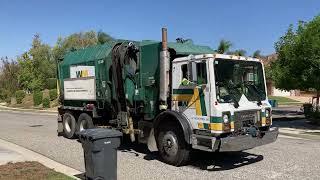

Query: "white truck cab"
<box><xmin>171</xmin><ymin>53</ymin><xmax>278</xmax><ymax>152</ymax></box>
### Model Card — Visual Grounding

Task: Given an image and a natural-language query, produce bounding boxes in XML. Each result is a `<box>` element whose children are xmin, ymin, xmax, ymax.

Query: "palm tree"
<box><xmin>217</xmin><ymin>40</ymin><xmax>232</xmax><ymax>54</ymax></box>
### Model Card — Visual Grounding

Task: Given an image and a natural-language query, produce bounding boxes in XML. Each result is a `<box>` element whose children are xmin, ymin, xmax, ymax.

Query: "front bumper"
<box><xmin>219</xmin><ymin>127</ymin><xmax>279</xmax><ymax>152</ymax></box>
<box><xmin>191</xmin><ymin>127</ymin><xmax>279</xmax><ymax>152</ymax></box>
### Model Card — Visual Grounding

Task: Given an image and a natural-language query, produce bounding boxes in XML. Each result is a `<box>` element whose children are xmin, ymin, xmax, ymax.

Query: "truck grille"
<box><xmin>234</xmin><ymin>110</ymin><xmax>259</xmax><ymax>131</ymax></box>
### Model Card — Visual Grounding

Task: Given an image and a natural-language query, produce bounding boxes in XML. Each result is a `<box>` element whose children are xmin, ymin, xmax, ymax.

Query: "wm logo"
<box><xmin>76</xmin><ymin>70</ymin><xmax>89</xmax><ymax>78</ymax></box>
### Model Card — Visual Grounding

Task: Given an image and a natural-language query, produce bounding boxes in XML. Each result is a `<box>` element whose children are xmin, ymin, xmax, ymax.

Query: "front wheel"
<box><xmin>157</xmin><ymin>123</ymin><xmax>190</xmax><ymax>166</ymax></box>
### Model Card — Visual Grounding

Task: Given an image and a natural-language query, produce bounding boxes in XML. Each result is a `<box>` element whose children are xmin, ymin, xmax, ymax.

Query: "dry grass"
<box><xmin>0</xmin><ymin>161</ymin><xmax>73</xmax><ymax>180</ymax></box>
<box><xmin>8</xmin><ymin>91</ymin><xmax>59</xmax><ymax>110</ymax></box>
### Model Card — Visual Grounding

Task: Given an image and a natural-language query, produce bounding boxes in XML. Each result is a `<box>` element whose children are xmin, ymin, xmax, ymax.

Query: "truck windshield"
<box><xmin>214</xmin><ymin>58</ymin><xmax>266</xmax><ymax>104</ymax></box>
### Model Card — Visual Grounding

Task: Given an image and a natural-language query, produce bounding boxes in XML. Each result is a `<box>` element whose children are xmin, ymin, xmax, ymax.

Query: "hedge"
<box><xmin>49</xmin><ymin>89</ymin><xmax>57</xmax><ymax>101</ymax></box>
<box><xmin>42</xmin><ymin>98</ymin><xmax>50</xmax><ymax>108</ymax></box>
<box><xmin>15</xmin><ymin>90</ymin><xmax>25</xmax><ymax>104</ymax></box>
<box><xmin>33</xmin><ymin>91</ymin><xmax>43</xmax><ymax>106</ymax></box>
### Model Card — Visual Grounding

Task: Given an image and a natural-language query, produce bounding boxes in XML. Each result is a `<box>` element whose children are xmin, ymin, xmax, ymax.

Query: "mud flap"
<box><xmin>147</xmin><ymin>128</ymin><xmax>158</xmax><ymax>152</ymax></box>
<box><xmin>57</xmin><ymin>115</ymin><xmax>63</xmax><ymax>136</ymax></box>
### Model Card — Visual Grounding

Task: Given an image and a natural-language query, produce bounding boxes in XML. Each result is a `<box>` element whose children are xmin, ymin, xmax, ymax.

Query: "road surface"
<box><xmin>0</xmin><ymin>110</ymin><xmax>319</xmax><ymax>180</ymax></box>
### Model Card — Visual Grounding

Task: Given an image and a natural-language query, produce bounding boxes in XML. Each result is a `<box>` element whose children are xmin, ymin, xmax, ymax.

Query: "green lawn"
<box><xmin>268</xmin><ymin>96</ymin><xmax>300</xmax><ymax>105</ymax></box>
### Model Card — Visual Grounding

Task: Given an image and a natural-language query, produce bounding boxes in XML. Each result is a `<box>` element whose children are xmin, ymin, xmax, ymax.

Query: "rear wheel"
<box><xmin>157</xmin><ymin>123</ymin><xmax>190</xmax><ymax>166</ymax></box>
<box><xmin>77</xmin><ymin>113</ymin><xmax>94</xmax><ymax>132</ymax></box>
<box><xmin>62</xmin><ymin>112</ymin><xmax>76</xmax><ymax>139</ymax></box>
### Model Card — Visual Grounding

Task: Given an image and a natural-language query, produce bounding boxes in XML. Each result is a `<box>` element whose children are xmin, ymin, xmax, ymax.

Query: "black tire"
<box><xmin>62</xmin><ymin>112</ymin><xmax>76</xmax><ymax>139</ymax></box>
<box><xmin>157</xmin><ymin>123</ymin><xmax>190</xmax><ymax>166</ymax></box>
<box><xmin>77</xmin><ymin>113</ymin><xmax>94</xmax><ymax>133</ymax></box>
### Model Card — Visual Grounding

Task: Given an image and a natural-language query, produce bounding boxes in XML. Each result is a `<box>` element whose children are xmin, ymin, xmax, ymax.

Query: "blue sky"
<box><xmin>0</xmin><ymin>0</ymin><xmax>319</xmax><ymax>58</ymax></box>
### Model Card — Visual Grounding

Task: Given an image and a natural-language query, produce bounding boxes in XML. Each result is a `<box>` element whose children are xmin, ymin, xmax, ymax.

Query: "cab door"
<box><xmin>171</xmin><ymin>59</ymin><xmax>211</xmax><ymax>130</ymax></box>
<box><xmin>192</xmin><ymin>60</ymin><xmax>210</xmax><ymax>117</ymax></box>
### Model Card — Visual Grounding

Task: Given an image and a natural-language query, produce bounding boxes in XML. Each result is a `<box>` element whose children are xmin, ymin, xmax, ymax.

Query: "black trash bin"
<box><xmin>78</xmin><ymin>128</ymin><xmax>122</xmax><ymax>180</ymax></box>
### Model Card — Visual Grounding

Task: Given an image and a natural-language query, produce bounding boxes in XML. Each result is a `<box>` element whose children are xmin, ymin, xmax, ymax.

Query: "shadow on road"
<box><xmin>272</xmin><ymin>107</ymin><xmax>320</xmax><ymax>130</ymax></box>
<box><xmin>118</xmin><ymin>142</ymin><xmax>263</xmax><ymax>171</ymax></box>
<box><xmin>272</xmin><ymin>107</ymin><xmax>305</xmax><ymax>121</ymax></box>
<box><xmin>189</xmin><ymin>151</ymin><xmax>263</xmax><ymax>171</ymax></box>
<box><xmin>273</xmin><ymin>119</ymin><xmax>320</xmax><ymax>130</ymax></box>
<box><xmin>118</xmin><ymin>142</ymin><xmax>158</xmax><ymax>160</ymax></box>
<box><xmin>74</xmin><ymin>150</ymin><xmax>263</xmax><ymax>180</ymax></box>
<box><xmin>74</xmin><ymin>173</ymin><xmax>85</xmax><ymax>180</ymax></box>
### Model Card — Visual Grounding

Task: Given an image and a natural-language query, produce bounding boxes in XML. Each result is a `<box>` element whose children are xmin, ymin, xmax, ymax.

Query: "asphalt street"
<box><xmin>0</xmin><ymin>110</ymin><xmax>319</xmax><ymax>180</ymax></box>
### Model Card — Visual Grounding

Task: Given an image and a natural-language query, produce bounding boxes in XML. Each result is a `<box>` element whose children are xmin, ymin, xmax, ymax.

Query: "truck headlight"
<box><xmin>223</xmin><ymin>114</ymin><xmax>229</xmax><ymax>123</ymax></box>
<box><xmin>265</xmin><ymin>109</ymin><xmax>271</xmax><ymax>118</ymax></box>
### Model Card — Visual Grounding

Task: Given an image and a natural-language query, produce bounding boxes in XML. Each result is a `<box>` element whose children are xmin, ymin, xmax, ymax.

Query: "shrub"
<box><xmin>0</xmin><ymin>88</ymin><xmax>10</xmax><ymax>102</ymax></box>
<box><xmin>33</xmin><ymin>91</ymin><xmax>43</xmax><ymax>106</ymax></box>
<box><xmin>0</xmin><ymin>89</ymin><xmax>6</xmax><ymax>101</ymax></box>
<box><xmin>47</xmin><ymin>78</ymin><xmax>57</xmax><ymax>90</ymax></box>
<box><xmin>15</xmin><ymin>90</ymin><xmax>25</xmax><ymax>104</ymax></box>
<box><xmin>42</xmin><ymin>98</ymin><xmax>50</xmax><ymax>108</ymax></box>
<box><xmin>49</xmin><ymin>89</ymin><xmax>57</xmax><ymax>101</ymax></box>
<box><xmin>5</xmin><ymin>97</ymin><xmax>11</xmax><ymax>104</ymax></box>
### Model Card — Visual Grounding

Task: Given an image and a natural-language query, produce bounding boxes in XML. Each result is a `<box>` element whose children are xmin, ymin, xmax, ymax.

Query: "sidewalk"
<box><xmin>0</xmin><ymin>144</ymin><xmax>27</xmax><ymax>165</ymax></box>
<box><xmin>0</xmin><ymin>138</ymin><xmax>81</xmax><ymax>179</ymax></box>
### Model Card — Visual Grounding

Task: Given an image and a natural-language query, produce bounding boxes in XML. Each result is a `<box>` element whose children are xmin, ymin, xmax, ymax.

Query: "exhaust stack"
<box><xmin>162</xmin><ymin>28</ymin><xmax>168</xmax><ymax>51</ymax></box>
<box><xmin>159</xmin><ymin>28</ymin><xmax>170</xmax><ymax>110</ymax></box>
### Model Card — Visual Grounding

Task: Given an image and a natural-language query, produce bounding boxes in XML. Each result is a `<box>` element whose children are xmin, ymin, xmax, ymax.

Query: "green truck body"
<box><xmin>58</xmin><ymin>40</ymin><xmax>213</xmax><ymax>119</ymax></box>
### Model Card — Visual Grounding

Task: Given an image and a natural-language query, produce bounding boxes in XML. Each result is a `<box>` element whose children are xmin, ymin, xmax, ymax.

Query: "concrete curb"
<box><xmin>0</xmin><ymin>105</ymin><xmax>57</xmax><ymax>116</ymax></box>
<box><xmin>0</xmin><ymin>138</ymin><xmax>81</xmax><ymax>179</ymax></box>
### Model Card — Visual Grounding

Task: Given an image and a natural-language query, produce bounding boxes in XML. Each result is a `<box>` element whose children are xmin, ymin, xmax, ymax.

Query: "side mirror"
<box><xmin>188</xmin><ymin>61</ymin><xmax>197</xmax><ymax>83</ymax></box>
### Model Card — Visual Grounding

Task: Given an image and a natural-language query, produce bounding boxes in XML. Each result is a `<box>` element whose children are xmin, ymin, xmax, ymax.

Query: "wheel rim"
<box><xmin>162</xmin><ymin>133</ymin><xmax>178</xmax><ymax>157</ymax></box>
<box><xmin>79</xmin><ymin>120</ymin><xmax>87</xmax><ymax>132</ymax></box>
<box><xmin>64</xmin><ymin>116</ymin><xmax>71</xmax><ymax>133</ymax></box>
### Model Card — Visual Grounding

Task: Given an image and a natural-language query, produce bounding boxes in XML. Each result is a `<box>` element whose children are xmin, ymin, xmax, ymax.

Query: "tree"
<box><xmin>18</xmin><ymin>34</ymin><xmax>55</xmax><ymax>91</ymax></box>
<box><xmin>0</xmin><ymin>57</ymin><xmax>20</xmax><ymax>98</ymax></box>
<box><xmin>52</xmin><ymin>31</ymin><xmax>98</xmax><ymax>61</ymax></box>
<box><xmin>52</xmin><ymin>31</ymin><xmax>113</xmax><ymax>62</ymax></box>
<box><xmin>253</xmin><ymin>50</ymin><xmax>262</xmax><ymax>58</ymax></box>
<box><xmin>217</xmin><ymin>39</ymin><xmax>232</xmax><ymax>54</ymax></box>
<box><xmin>272</xmin><ymin>16</ymin><xmax>320</xmax><ymax>106</ymax></box>
<box><xmin>230</xmin><ymin>49</ymin><xmax>247</xmax><ymax>56</ymax></box>
<box><xmin>97</xmin><ymin>31</ymin><xmax>113</xmax><ymax>44</ymax></box>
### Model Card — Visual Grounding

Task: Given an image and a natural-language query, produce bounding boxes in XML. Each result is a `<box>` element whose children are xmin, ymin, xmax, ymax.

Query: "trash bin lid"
<box><xmin>78</xmin><ymin>128</ymin><xmax>123</xmax><ymax>140</ymax></box>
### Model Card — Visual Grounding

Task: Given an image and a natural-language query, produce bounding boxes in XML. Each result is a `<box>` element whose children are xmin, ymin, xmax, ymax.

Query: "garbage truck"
<box><xmin>57</xmin><ymin>28</ymin><xmax>278</xmax><ymax>166</ymax></box>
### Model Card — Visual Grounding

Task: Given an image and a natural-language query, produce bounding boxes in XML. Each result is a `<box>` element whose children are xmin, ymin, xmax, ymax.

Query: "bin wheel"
<box><xmin>157</xmin><ymin>122</ymin><xmax>190</xmax><ymax>166</ymax></box>
<box><xmin>77</xmin><ymin>113</ymin><xmax>94</xmax><ymax>132</ymax></box>
<box><xmin>62</xmin><ymin>112</ymin><xmax>76</xmax><ymax>139</ymax></box>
